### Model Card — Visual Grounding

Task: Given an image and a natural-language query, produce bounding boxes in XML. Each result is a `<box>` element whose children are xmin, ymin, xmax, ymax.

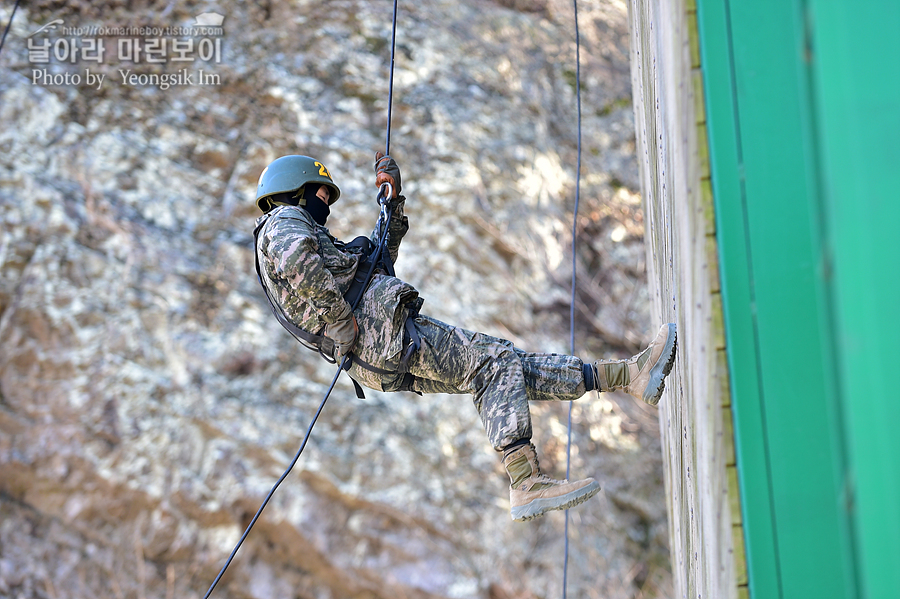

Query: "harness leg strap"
<box><xmin>399</xmin><ymin>312</ymin><xmax>421</xmax><ymax>372</ymax></box>
<box><xmin>341</xmin><ymin>358</ymin><xmax>367</xmax><ymax>399</ymax></box>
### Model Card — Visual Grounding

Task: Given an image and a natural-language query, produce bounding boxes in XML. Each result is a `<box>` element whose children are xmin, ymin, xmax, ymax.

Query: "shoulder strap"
<box><xmin>253</xmin><ymin>218</ymin><xmax>337</xmax><ymax>362</ymax></box>
<box><xmin>253</xmin><ymin>215</ymin><xmax>406</xmax><ymax>400</ymax></box>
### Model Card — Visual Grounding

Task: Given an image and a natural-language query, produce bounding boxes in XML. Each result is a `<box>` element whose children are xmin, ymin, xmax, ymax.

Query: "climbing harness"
<box><xmin>0</xmin><ymin>0</ymin><xmax>20</xmax><ymax>58</ymax></box>
<box><xmin>251</xmin><ymin>183</ymin><xmax>422</xmax><ymax>400</ymax></box>
<box><xmin>202</xmin><ymin>1</ymin><xmax>402</xmax><ymax>597</ymax></box>
<box><xmin>563</xmin><ymin>0</ymin><xmax>583</xmax><ymax>597</ymax></box>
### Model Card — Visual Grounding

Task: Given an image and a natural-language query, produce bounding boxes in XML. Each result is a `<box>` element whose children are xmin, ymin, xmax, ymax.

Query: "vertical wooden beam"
<box><xmin>626</xmin><ymin>0</ymin><xmax>745</xmax><ymax>597</ymax></box>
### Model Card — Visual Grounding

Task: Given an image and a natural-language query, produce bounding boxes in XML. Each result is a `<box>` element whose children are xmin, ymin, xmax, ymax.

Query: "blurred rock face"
<box><xmin>0</xmin><ymin>1</ymin><xmax>669</xmax><ymax>598</ymax></box>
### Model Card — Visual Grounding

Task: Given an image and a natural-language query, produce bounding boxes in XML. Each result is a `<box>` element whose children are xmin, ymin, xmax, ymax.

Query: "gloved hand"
<box><xmin>325</xmin><ymin>304</ymin><xmax>359</xmax><ymax>360</ymax></box>
<box><xmin>374</xmin><ymin>151</ymin><xmax>401</xmax><ymax>199</ymax></box>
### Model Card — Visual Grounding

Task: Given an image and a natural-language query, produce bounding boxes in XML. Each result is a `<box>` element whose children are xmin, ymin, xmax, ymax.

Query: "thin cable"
<box><xmin>202</xmin><ymin>360</ymin><xmax>344</xmax><ymax>599</ymax></box>
<box><xmin>203</xmin><ymin>198</ymin><xmax>395</xmax><ymax>599</ymax></box>
<box><xmin>204</xmin><ymin>0</ymin><xmax>401</xmax><ymax>590</ymax></box>
<box><xmin>0</xmin><ymin>0</ymin><xmax>21</xmax><ymax>58</ymax></box>
<box><xmin>563</xmin><ymin>0</ymin><xmax>582</xmax><ymax>596</ymax></box>
<box><xmin>384</xmin><ymin>0</ymin><xmax>399</xmax><ymax>156</ymax></box>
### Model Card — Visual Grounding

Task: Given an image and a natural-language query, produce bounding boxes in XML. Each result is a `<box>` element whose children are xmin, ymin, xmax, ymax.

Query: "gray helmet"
<box><xmin>255</xmin><ymin>155</ymin><xmax>342</xmax><ymax>213</ymax></box>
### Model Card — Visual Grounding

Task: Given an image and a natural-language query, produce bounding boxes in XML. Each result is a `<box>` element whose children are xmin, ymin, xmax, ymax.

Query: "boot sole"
<box><xmin>511</xmin><ymin>480</ymin><xmax>601</xmax><ymax>522</ymax></box>
<box><xmin>642</xmin><ymin>323</ymin><xmax>677</xmax><ymax>406</ymax></box>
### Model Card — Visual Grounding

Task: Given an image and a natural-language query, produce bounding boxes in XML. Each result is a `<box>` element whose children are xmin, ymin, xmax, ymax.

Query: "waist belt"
<box><xmin>336</xmin><ymin>303</ymin><xmax>422</xmax><ymax>397</ymax></box>
<box><xmin>253</xmin><ymin>219</ymin><xmax>420</xmax><ymax>399</ymax></box>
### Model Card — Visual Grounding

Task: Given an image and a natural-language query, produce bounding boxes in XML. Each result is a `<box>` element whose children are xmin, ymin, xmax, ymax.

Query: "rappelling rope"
<box><xmin>202</xmin><ymin>2</ymin><xmax>401</xmax><ymax>597</ymax></box>
<box><xmin>203</xmin><ymin>192</ymin><xmax>393</xmax><ymax>599</ymax></box>
<box><xmin>0</xmin><ymin>0</ymin><xmax>21</xmax><ymax>58</ymax></box>
<box><xmin>385</xmin><ymin>0</ymin><xmax>399</xmax><ymax>155</ymax></box>
<box><xmin>563</xmin><ymin>0</ymin><xmax>582</xmax><ymax>596</ymax></box>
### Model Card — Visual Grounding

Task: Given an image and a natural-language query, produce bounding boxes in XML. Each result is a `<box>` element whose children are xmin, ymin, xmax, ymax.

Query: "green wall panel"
<box><xmin>808</xmin><ymin>2</ymin><xmax>900</xmax><ymax>597</ymax></box>
<box><xmin>726</xmin><ymin>2</ymin><xmax>850</xmax><ymax>595</ymax></box>
<box><xmin>697</xmin><ymin>0</ymin><xmax>856</xmax><ymax>596</ymax></box>
<box><xmin>694</xmin><ymin>0</ymin><xmax>780</xmax><ymax>596</ymax></box>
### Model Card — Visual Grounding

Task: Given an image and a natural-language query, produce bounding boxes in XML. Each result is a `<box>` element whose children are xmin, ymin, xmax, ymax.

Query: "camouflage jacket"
<box><xmin>254</xmin><ymin>200</ymin><xmax>420</xmax><ymax>389</ymax></box>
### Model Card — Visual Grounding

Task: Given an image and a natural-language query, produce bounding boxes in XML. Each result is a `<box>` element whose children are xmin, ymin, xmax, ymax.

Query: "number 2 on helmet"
<box><xmin>314</xmin><ymin>161</ymin><xmax>331</xmax><ymax>180</ymax></box>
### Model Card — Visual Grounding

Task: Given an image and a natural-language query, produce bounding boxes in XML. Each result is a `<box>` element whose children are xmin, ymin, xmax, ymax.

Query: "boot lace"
<box><xmin>530</xmin><ymin>451</ymin><xmax>566</xmax><ymax>485</ymax></box>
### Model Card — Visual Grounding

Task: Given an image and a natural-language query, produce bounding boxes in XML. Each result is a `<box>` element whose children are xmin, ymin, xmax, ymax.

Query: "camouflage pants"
<box><xmin>379</xmin><ymin>314</ymin><xmax>588</xmax><ymax>451</ymax></box>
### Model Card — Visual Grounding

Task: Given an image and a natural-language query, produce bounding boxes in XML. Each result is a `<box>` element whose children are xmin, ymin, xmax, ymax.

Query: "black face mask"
<box><xmin>301</xmin><ymin>186</ymin><xmax>330</xmax><ymax>226</ymax></box>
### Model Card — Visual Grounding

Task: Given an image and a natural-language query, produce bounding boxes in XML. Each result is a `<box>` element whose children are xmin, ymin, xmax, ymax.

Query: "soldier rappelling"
<box><xmin>252</xmin><ymin>152</ymin><xmax>678</xmax><ymax>522</ymax></box>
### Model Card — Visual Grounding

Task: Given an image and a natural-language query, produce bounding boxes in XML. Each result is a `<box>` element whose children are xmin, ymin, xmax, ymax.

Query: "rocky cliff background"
<box><xmin>0</xmin><ymin>1</ymin><xmax>671</xmax><ymax>598</ymax></box>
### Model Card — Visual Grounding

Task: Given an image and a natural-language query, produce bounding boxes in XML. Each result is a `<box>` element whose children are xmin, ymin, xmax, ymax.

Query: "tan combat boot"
<box><xmin>593</xmin><ymin>323</ymin><xmax>677</xmax><ymax>405</ymax></box>
<box><xmin>503</xmin><ymin>443</ymin><xmax>600</xmax><ymax>522</ymax></box>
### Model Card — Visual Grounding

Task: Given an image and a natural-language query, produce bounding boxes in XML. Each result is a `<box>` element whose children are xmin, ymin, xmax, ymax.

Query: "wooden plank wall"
<box><xmin>625</xmin><ymin>1</ymin><xmax>747</xmax><ymax>597</ymax></box>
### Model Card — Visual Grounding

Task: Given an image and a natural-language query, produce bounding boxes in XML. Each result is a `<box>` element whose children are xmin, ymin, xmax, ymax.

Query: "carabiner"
<box><xmin>376</xmin><ymin>182</ymin><xmax>393</xmax><ymax>206</ymax></box>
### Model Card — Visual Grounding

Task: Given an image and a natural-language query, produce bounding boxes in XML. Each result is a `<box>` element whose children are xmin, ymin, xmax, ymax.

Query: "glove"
<box><xmin>325</xmin><ymin>305</ymin><xmax>359</xmax><ymax>360</ymax></box>
<box><xmin>374</xmin><ymin>152</ymin><xmax>401</xmax><ymax>199</ymax></box>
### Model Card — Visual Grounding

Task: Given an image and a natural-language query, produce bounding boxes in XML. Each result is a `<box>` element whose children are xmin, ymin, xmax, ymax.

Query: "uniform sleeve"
<box><xmin>262</xmin><ymin>210</ymin><xmax>352</xmax><ymax>325</ymax></box>
<box><xmin>371</xmin><ymin>195</ymin><xmax>409</xmax><ymax>265</ymax></box>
